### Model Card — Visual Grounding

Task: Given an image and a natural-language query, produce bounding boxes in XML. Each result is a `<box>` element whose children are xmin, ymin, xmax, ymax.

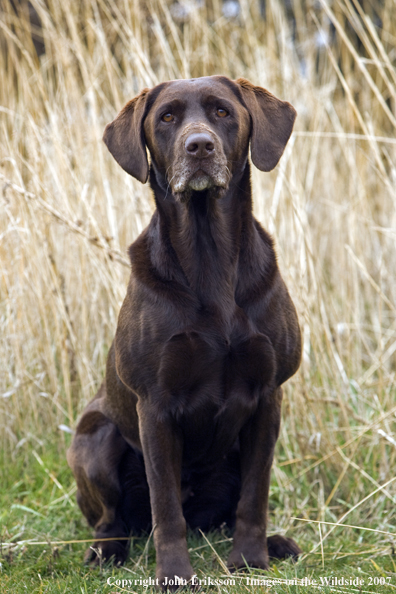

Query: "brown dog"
<box><xmin>67</xmin><ymin>75</ymin><xmax>302</xmax><ymax>589</ymax></box>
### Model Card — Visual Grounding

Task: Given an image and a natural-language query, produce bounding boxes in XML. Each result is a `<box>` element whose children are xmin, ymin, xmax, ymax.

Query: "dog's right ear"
<box><xmin>103</xmin><ymin>89</ymin><xmax>150</xmax><ymax>183</ymax></box>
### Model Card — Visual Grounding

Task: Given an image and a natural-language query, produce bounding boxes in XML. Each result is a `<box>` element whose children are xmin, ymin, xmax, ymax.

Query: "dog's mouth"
<box><xmin>172</xmin><ymin>167</ymin><xmax>229</xmax><ymax>203</ymax></box>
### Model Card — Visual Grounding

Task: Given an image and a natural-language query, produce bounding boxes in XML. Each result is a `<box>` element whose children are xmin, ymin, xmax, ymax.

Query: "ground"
<box><xmin>1</xmin><ymin>439</ymin><xmax>395</xmax><ymax>594</ymax></box>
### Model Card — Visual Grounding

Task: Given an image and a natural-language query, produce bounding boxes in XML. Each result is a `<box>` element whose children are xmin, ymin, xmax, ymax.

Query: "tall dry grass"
<box><xmin>1</xmin><ymin>0</ymin><xmax>396</xmax><ymax>544</ymax></box>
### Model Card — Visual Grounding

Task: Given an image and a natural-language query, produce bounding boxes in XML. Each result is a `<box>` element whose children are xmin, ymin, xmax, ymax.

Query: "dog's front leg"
<box><xmin>138</xmin><ymin>401</ymin><xmax>194</xmax><ymax>590</ymax></box>
<box><xmin>227</xmin><ymin>387</ymin><xmax>282</xmax><ymax>570</ymax></box>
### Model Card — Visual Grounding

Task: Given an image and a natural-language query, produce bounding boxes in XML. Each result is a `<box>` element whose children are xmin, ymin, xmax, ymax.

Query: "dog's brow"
<box><xmin>200</xmin><ymin>94</ymin><xmax>236</xmax><ymax>111</ymax></box>
<box><xmin>155</xmin><ymin>97</ymin><xmax>186</xmax><ymax>115</ymax></box>
<box><xmin>201</xmin><ymin>93</ymin><xmax>232</xmax><ymax>104</ymax></box>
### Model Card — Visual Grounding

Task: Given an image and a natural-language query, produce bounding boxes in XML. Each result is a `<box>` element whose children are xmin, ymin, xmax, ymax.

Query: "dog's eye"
<box><xmin>216</xmin><ymin>108</ymin><xmax>228</xmax><ymax>117</ymax></box>
<box><xmin>161</xmin><ymin>113</ymin><xmax>174</xmax><ymax>122</ymax></box>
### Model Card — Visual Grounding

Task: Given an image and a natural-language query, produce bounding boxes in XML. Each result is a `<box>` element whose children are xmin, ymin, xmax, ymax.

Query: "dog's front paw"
<box><xmin>267</xmin><ymin>534</ymin><xmax>301</xmax><ymax>560</ymax></box>
<box><xmin>84</xmin><ymin>539</ymin><xmax>129</xmax><ymax>566</ymax></box>
<box><xmin>227</xmin><ymin>544</ymin><xmax>269</xmax><ymax>571</ymax></box>
<box><xmin>156</xmin><ymin>563</ymin><xmax>196</xmax><ymax>591</ymax></box>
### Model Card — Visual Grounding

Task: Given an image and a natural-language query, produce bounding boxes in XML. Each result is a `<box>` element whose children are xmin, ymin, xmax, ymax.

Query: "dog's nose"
<box><xmin>185</xmin><ymin>132</ymin><xmax>215</xmax><ymax>158</ymax></box>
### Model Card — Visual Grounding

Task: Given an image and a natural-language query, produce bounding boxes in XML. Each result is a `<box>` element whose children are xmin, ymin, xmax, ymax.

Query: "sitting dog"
<box><xmin>67</xmin><ymin>75</ymin><xmax>302</xmax><ymax>589</ymax></box>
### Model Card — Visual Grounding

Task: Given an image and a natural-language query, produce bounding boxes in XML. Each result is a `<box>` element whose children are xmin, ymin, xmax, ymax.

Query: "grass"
<box><xmin>1</xmin><ymin>439</ymin><xmax>396</xmax><ymax>593</ymax></box>
<box><xmin>1</xmin><ymin>0</ymin><xmax>396</xmax><ymax>591</ymax></box>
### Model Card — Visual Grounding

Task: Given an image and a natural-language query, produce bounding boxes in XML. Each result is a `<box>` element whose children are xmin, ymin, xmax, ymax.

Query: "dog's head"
<box><xmin>103</xmin><ymin>76</ymin><xmax>296</xmax><ymax>202</ymax></box>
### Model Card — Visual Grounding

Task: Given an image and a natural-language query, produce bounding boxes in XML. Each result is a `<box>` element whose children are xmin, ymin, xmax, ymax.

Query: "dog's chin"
<box><xmin>188</xmin><ymin>174</ymin><xmax>213</xmax><ymax>192</ymax></box>
<box><xmin>173</xmin><ymin>174</ymin><xmax>227</xmax><ymax>204</ymax></box>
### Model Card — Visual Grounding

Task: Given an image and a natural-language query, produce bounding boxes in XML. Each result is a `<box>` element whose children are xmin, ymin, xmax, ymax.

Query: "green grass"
<box><xmin>1</xmin><ymin>438</ymin><xmax>395</xmax><ymax>594</ymax></box>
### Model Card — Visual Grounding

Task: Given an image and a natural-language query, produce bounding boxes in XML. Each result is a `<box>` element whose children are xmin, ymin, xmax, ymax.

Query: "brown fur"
<box><xmin>67</xmin><ymin>75</ymin><xmax>302</xmax><ymax>590</ymax></box>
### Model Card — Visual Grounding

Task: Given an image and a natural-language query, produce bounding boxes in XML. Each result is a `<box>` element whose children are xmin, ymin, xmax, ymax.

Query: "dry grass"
<box><xmin>1</xmin><ymin>0</ymin><xmax>396</xmax><ymax>547</ymax></box>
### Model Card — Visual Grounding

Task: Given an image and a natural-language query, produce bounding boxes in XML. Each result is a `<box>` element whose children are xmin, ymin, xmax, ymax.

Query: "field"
<box><xmin>1</xmin><ymin>0</ymin><xmax>396</xmax><ymax>592</ymax></box>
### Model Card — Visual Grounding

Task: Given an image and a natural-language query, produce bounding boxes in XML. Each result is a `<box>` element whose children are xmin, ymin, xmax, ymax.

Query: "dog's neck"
<box><xmin>146</xmin><ymin>163</ymin><xmax>272</xmax><ymax>310</ymax></box>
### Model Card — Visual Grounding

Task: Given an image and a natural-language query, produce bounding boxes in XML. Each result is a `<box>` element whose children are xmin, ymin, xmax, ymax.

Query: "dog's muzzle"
<box><xmin>169</xmin><ymin>124</ymin><xmax>230</xmax><ymax>201</ymax></box>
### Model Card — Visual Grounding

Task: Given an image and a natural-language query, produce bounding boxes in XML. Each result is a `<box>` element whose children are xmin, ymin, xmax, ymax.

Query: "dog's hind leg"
<box><xmin>67</xmin><ymin>391</ymin><xmax>151</xmax><ymax>565</ymax></box>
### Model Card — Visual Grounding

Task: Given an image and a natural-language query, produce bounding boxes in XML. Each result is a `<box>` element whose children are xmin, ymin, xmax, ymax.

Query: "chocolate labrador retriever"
<box><xmin>67</xmin><ymin>75</ymin><xmax>302</xmax><ymax>588</ymax></box>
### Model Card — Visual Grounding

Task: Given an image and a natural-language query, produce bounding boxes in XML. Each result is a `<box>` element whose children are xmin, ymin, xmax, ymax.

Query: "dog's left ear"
<box><xmin>103</xmin><ymin>89</ymin><xmax>150</xmax><ymax>183</ymax></box>
<box><xmin>236</xmin><ymin>78</ymin><xmax>296</xmax><ymax>172</ymax></box>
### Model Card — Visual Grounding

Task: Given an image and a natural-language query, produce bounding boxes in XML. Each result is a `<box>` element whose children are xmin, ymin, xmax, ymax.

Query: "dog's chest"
<box><xmin>158</xmin><ymin>308</ymin><xmax>276</xmax><ymax>426</ymax></box>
